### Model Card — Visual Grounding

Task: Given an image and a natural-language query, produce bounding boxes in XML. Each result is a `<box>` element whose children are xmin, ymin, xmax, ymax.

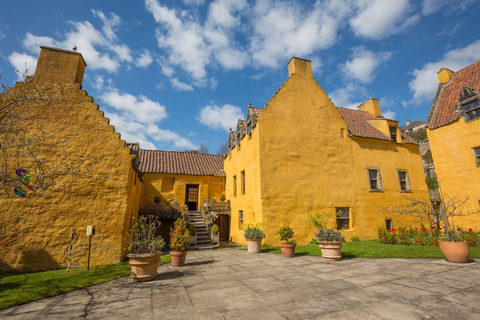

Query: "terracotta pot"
<box><xmin>439</xmin><ymin>240</ymin><xmax>470</xmax><ymax>263</ymax></box>
<box><xmin>246</xmin><ymin>239</ymin><xmax>262</xmax><ymax>254</ymax></box>
<box><xmin>280</xmin><ymin>243</ymin><xmax>296</xmax><ymax>258</ymax></box>
<box><xmin>170</xmin><ymin>251</ymin><xmax>188</xmax><ymax>267</ymax></box>
<box><xmin>128</xmin><ymin>252</ymin><xmax>162</xmax><ymax>283</ymax></box>
<box><xmin>318</xmin><ymin>241</ymin><xmax>342</xmax><ymax>261</ymax></box>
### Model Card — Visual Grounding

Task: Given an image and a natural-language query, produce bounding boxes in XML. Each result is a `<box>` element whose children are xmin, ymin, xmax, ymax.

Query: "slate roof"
<box><xmin>336</xmin><ymin>107</ymin><xmax>416</xmax><ymax>144</ymax></box>
<box><xmin>428</xmin><ymin>60</ymin><xmax>480</xmax><ymax>129</ymax></box>
<box><xmin>138</xmin><ymin>149</ymin><xmax>225</xmax><ymax>177</ymax></box>
<box><xmin>400</xmin><ymin>120</ymin><xmax>426</xmax><ymax>131</ymax></box>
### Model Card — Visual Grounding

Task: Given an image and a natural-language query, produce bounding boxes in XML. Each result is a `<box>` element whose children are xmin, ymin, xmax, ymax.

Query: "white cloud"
<box><xmin>145</xmin><ymin>0</ymin><xmax>249</xmax><ymax>85</ymax></box>
<box><xmin>183</xmin><ymin>0</ymin><xmax>205</xmax><ymax>5</ymax></box>
<box><xmin>8</xmin><ymin>52</ymin><xmax>38</xmax><ymax>80</ymax></box>
<box><xmin>170</xmin><ymin>78</ymin><xmax>194</xmax><ymax>91</ymax></box>
<box><xmin>408</xmin><ymin>39</ymin><xmax>480</xmax><ymax>105</ymax></box>
<box><xmin>349</xmin><ymin>0</ymin><xmax>420</xmax><ymax>40</ymax></box>
<box><xmin>104</xmin><ymin>112</ymin><xmax>157</xmax><ymax>149</ymax></box>
<box><xmin>328</xmin><ymin>83</ymin><xmax>367</xmax><ymax>109</ymax></box>
<box><xmin>383</xmin><ymin>110</ymin><xmax>397</xmax><ymax>120</ymax></box>
<box><xmin>101</xmin><ymin>89</ymin><xmax>168</xmax><ymax>124</ymax></box>
<box><xmin>197</xmin><ymin>104</ymin><xmax>244</xmax><ymax>131</ymax></box>
<box><xmin>342</xmin><ymin>46</ymin><xmax>392</xmax><ymax>84</ymax></box>
<box><xmin>145</xmin><ymin>124</ymin><xmax>198</xmax><ymax>149</ymax></box>
<box><xmin>10</xmin><ymin>10</ymin><xmax>144</xmax><ymax>75</ymax></box>
<box><xmin>250</xmin><ymin>0</ymin><xmax>349</xmax><ymax>68</ymax></box>
<box><xmin>422</xmin><ymin>0</ymin><xmax>476</xmax><ymax>16</ymax></box>
<box><xmin>0</xmin><ymin>27</ymin><xmax>6</xmax><ymax>40</ymax></box>
<box><xmin>135</xmin><ymin>49</ymin><xmax>153</xmax><ymax>68</ymax></box>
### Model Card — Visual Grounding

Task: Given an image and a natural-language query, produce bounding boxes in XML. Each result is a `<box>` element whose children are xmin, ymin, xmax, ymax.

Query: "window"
<box><xmin>239</xmin><ymin>210</ymin><xmax>243</xmax><ymax>229</ymax></box>
<box><xmin>336</xmin><ymin>207</ymin><xmax>350</xmax><ymax>230</ymax></box>
<box><xmin>389</xmin><ymin>126</ymin><xmax>397</xmax><ymax>142</ymax></box>
<box><xmin>397</xmin><ymin>169</ymin><xmax>411</xmax><ymax>192</ymax></box>
<box><xmin>473</xmin><ymin>147</ymin><xmax>480</xmax><ymax>167</ymax></box>
<box><xmin>241</xmin><ymin>170</ymin><xmax>245</xmax><ymax>195</ymax></box>
<box><xmin>366</xmin><ymin>167</ymin><xmax>382</xmax><ymax>191</ymax></box>
<box><xmin>464</xmin><ymin>100</ymin><xmax>480</xmax><ymax>121</ymax></box>
<box><xmin>247</xmin><ymin>121</ymin><xmax>252</xmax><ymax>138</ymax></box>
<box><xmin>341</xmin><ymin>128</ymin><xmax>346</xmax><ymax>138</ymax></box>
<box><xmin>233</xmin><ymin>175</ymin><xmax>237</xmax><ymax>197</ymax></box>
<box><xmin>162</xmin><ymin>178</ymin><xmax>175</xmax><ymax>193</ymax></box>
<box><xmin>386</xmin><ymin>219</ymin><xmax>392</xmax><ymax>231</ymax></box>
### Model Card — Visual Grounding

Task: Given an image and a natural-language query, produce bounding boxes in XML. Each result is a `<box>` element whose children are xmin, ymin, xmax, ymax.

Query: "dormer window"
<box><xmin>389</xmin><ymin>126</ymin><xmax>397</xmax><ymax>142</ymax></box>
<box><xmin>463</xmin><ymin>100</ymin><xmax>480</xmax><ymax>121</ymax></box>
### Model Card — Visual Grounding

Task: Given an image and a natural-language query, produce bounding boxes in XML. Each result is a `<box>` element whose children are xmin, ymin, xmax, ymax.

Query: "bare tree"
<box><xmin>197</xmin><ymin>144</ymin><xmax>210</xmax><ymax>154</ymax></box>
<box><xmin>216</xmin><ymin>141</ymin><xmax>228</xmax><ymax>156</ymax></box>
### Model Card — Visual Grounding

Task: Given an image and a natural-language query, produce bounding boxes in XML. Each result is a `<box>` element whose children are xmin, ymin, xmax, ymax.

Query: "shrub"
<box><xmin>278</xmin><ymin>224</ymin><xmax>294</xmax><ymax>243</ymax></box>
<box><xmin>464</xmin><ymin>230</ymin><xmax>478</xmax><ymax>247</ymax></box>
<box><xmin>128</xmin><ymin>215</ymin><xmax>165</xmax><ymax>254</ymax></box>
<box><xmin>350</xmin><ymin>235</ymin><xmax>361</xmax><ymax>242</ymax></box>
<box><xmin>211</xmin><ymin>224</ymin><xmax>219</xmax><ymax>235</ymax></box>
<box><xmin>170</xmin><ymin>218</ymin><xmax>190</xmax><ymax>251</ymax></box>
<box><xmin>315</xmin><ymin>229</ymin><xmax>344</xmax><ymax>242</ymax></box>
<box><xmin>189</xmin><ymin>224</ymin><xmax>196</xmax><ymax>236</ymax></box>
<box><xmin>397</xmin><ymin>228</ymin><xmax>409</xmax><ymax>245</ymax></box>
<box><xmin>244</xmin><ymin>223</ymin><xmax>265</xmax><ymax>240</ymax></box>
<box><xmin>154</xmin><ymin>196</ymin><xmax>161</xmax><ymax>204</ymax></box>
<box><xmin>377</xmin><ymin>227</ymin><xmax>397</xmax><ymax>244</ymax></box>
<box><xmin>219</xmin><ymin>194</ymin><xmax>226</xmax><ymax>201</ymax></box>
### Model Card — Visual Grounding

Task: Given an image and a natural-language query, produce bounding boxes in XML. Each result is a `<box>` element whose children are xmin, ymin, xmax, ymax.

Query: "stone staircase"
<box><xmin>188</xmin><ymin>211</ymin><xmax>219</xmax><ymax>250</ymax></box>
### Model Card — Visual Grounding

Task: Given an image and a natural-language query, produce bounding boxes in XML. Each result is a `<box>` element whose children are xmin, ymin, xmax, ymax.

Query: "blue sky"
<box><xmin>1</xmin><ymin>0</ymin><xmax>480</xmax><ymax>153</ymax></box>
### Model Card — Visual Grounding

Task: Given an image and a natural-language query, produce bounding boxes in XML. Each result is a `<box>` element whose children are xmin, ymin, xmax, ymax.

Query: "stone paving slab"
<box><xmin>1</xmin><ymin>249</ymin><xmax>479</xmax><ymax>319</ymax></box>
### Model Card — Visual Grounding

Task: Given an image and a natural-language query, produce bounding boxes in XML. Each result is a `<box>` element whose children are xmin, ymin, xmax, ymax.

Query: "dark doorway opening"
<box><xmin>218</xmin><ymin>215</ymin><xmax>230</xmax><ymax>241</ymax></box>
<box><xmin>185</xmin><ymin>184</ymin><xmax>199</xmax><ymax>211</ymax></box>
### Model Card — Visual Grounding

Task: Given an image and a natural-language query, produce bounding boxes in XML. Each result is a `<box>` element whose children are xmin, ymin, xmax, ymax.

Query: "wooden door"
<box><xmin>185</xmin><ymin>185</ymin><xmax>199</xmax><ymax>211</ymax></box>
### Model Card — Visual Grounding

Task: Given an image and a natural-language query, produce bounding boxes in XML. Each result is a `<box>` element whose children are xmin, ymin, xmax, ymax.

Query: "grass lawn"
<box><xmin>261</xmin><ymin>240</ymin><xmax>480</xmax><ymax>259</ymax></box>
<box><xmin>0</xmin><ymin>256</ymin><xmax>171</xmax><ymax>310</ymax></box>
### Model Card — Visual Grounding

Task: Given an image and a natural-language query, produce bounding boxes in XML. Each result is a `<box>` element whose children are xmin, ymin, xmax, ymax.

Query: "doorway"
<box><xmin>185</xmin><ymin>184</ymin><xmax>199</xmax><ymax>211</ymax></box>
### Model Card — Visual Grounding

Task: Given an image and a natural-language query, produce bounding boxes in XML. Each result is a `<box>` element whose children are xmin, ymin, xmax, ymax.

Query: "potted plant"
<box><xmin>127</xmin><ymin>215</ymin><xmax>166</xmax><ymax>282</ymax></box>
<box><xmin>315</xmin><ymin>229</ymin><xmax>345</xmax><ymax>261</ymax></box>
<box><xmin>278</xmin><ymin>224</ymin><xmax>295</xmax><ymax>258</ymax></box>
<box><xmin>170</xmin><ymin>218</ymin><xmax>190</xmax><ymax>267</ymax></box>
<box><xmin>154</xmin><ymin>196</ymin><xmax>161</xmax><ymax>204</ymax></box>
<box><xmin>220</xmin><ymin>194</ymin><xmax>226</xmax><ymax>201</ymax></box>
<box><xmin>172</xmin><ymin>199</ymin><xmax>180</xmax><ymax>212</ymax></box>
<box><xmin>439</xmin><ymin>228</ymin><xmax>470</xmax><ymax>263</ymax></box>
<box><xmin>211</xmin><ymin>224</ymin><xmax>220</xmax><ymax>244</ymax></box>
<box><xmin>244</xmin><ymin>223</ymin><xmax>265</xmax><ymax>254</ymax></box>
<box><xmin>189</xmin><ymin>224</ymin><xmax>197</xmax><ymax>246</ymax></box>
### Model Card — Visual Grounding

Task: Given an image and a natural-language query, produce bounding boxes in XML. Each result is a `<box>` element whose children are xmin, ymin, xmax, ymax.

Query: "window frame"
<box><xmin>239</xmin><ymin>210</ymin><xmax>244</xmax><ymax>229</ymax></box>
<box><xmin>241</xmin><ymin>170</ymin><xmax>245</xmax><ymax>195</ymax></box>
<box><xmin>366</xmin><ymin>167</ymin><xmax>383</xmax><ymax>192</ymax></box>
<box><xmin>385</xmin><ymin>219</ymin><xmax>393</xmax><ymax>231</ymax></box>
<box><xmin>396</xmin><ymin>169</ymin><xmax>412</xmax><ymax>192</ymax></box>
<box><xmin>472</xmin><ymin>146</ymin><xmax>480</xmax><ymax>167</ymax></box>
<box><xmin>458</xmin><ymin>96</ymin><xmax>480</xmax><ymax>123</ymax></box>
<box><xmin>336</xmin><ymin>207</ymin><xmax>350</xmax><ymax>230</ymax></box>
<box><xmin>389</xmin><ymin>126</ymin><xmax>397</xmax><ymax>142</ymax></box>
<box><xmin>233</xmin><ymin>175</ymin><xmax>237</xmax><ymax>197</ymax></box>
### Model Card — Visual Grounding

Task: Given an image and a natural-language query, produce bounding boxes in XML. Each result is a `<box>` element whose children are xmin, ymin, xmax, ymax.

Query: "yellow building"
<box><xmin>137</xmin><ymin>149</ymin><xmax>226</xmax><ymax>242</ymax></box>
<box><xmin>0</xmin><ymin>47</ymin><xmax>143</xmax><ymax>271</ymax></box>
<box><xmin>426</xmin><ymin>61</ymin><xmax>480</xmax><ymax>228</ymax></box>
<box><xmin>224</xmin><ymin>57</ymin><xmax>429</xmax><ymax>245</ymax></box>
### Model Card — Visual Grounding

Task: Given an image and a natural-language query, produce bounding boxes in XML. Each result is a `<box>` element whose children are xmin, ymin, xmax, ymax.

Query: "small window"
<box><xmin>341</xmin><ymin>128</ymin><xmax>345</xmax><ymax>138</ymax></box>
<box><xmin>464</xmin><ymin>100</ymin><xmax>480</xmax><ymax>121</ymax></box>
<box><xmin>162</xmin><ymin>178</ymin><xmax>175</xmax><ymax>193</ymax></box>
<box><xmin>473</xmin><ymin>147</ymin><xmax>480</xmax><ymax>167</ymax></box>
<box><xmin>239</xmin><ymin>210</ymin><xmax>243</xmax><ymax>229</ymax></box>
<box><xmin>386</xmin><ymin>219</ymin><xmax>392</xmax><ymax>231</ymax></box>
<box><xmin>233</xmin><ymin>175</ymin><xmax>237</xmax><ymax>197</ymax></box>
<box><xmin>389</xmin><ymin>126</ymin><xmax>397</xmax><ymax>142</ymax></box>
<box><xmin>336</xmin><ymin>207</ymin><xmax>350</xmax><ymax>230</ymax></box>
<box><xmin>397</xmin><ymin>169</ymin><xmax>411</xmax><ymax>192</ymax></box>
<box><xmin>367</xmin><ymin>167</ymin><xmax>382</xmax><ymax>191</ymax></box>
<box><xmin>247</xmin><ymin>121</ymin><xmax>252</xmax><ymax>139</ymax></box>
<box><xmin>241</xmin><ymin>170</ymin><xmax>245</xmax><ymax>195</ymax></box>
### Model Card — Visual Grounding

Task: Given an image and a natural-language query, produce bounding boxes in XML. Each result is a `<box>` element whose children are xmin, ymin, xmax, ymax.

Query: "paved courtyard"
<box><xmin>2</xmin><ymin>249</ymin><xmax>480</xmax><ymax>320</ymax></box>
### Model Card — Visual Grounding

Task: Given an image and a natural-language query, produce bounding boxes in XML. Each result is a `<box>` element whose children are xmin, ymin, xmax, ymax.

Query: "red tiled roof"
<box><xmin>336</xmin><ymin>107</ymin><xmax>391</xmax><ymax>141</ymax></box>
<box><xmin>138</xmin><ymin>150</ymin><xmax>225</xmax><ymax>177</ymax></box>
<box><xmin>429</xmin><ymin>60</ymin><xmax>480</xmax><ymax>129</ymax></box>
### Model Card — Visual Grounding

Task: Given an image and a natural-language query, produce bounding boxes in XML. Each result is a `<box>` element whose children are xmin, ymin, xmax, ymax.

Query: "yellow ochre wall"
<box><xmin>224</xmin><ymin>57</ymin><xmax>429</xmax><ymax>245</ymax></box>
<box><xmin>224</xmin><ymin>123</ymin><xmax>263</xmax><ymax>243</ymax></box>
<box><xmin>427</xmin><ymin>118</ymin><xmax>480</xmax><ymax>229</ymax></box>
<box><xmin>141</xmin><ymin>173</ymin><xmax>225</xmax><ymax>211</ymax></box>
<box><xmin>0</xmin><ymin>47</ymin><xmax>142</xmax><ymax>271</ymax></box>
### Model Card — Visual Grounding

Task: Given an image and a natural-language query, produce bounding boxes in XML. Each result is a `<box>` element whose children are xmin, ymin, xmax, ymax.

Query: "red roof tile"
<box><xmin>336</xmin><ymin>107</ymin><xmax>391</xmax><ymax>141</ymax></box>
<box><xmin>429</xmin><ymin>60</ymin><xmax>480</xmax><ymax>129</ymax></box>
<box><xmin>138</xmin><ymin>150</ymin><xmax>225</xmax><ymax>177</ymax></box>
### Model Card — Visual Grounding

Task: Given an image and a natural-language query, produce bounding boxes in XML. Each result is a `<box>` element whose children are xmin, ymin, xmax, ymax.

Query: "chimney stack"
<box><xmin>287</xmin><ymin>57</ymin><xmax>312</xmax><ymax>78</ymax></box>
<box><xmin>437</xmin><ymin>67</ymin><xmax>453</xmax><ymax>84</ymax></box>
<box><xmin>35</xmin><ymin>46</ymin><xmax>87</xmax><ymax>85</ymax></box>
